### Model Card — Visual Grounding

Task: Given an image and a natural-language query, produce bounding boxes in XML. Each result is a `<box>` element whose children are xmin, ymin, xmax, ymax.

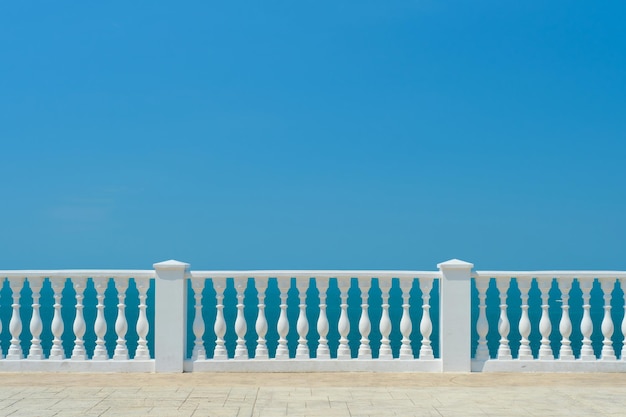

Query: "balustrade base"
<box><xmin>0</xmin><ymin>360</ymin><xmax>155</xmax><ymax>372</ymax></box>
<box><xmin>473</xmin><ymin>359</ymin><xmax>626</xmax><ymax>372</ymax></box>
<box><xmin>185</xmin><ymin>359</ymin><xmax>442</xmax><ymax>373</ymax></box>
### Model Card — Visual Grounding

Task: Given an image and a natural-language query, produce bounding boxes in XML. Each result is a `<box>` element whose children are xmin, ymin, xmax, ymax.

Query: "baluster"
<box><xmin>316</xmin><ymin>277</ymin><xmax>330</xmax><ymax>359</ymax></box>
<box><xmin>275</xmin><ymin>277</ymin><xmax>291</xmax><ymax>359</ymax></box>
<box><xmin>357</xmin><ymin>277</ymin><xmax>372</xmax><ymax>359</ymax></box>
<box><xmin>212</xmin><ymin>277</ymin><xmax>227</xmax><ymax>360</ymax></box>
<box><xmin>92</xmin><ymin>277</ymin><xmax>109</xmax><ymax>360</ymax></box>
<box><xmin>557</xmin><ymin>277</ymin><xmax>574</xmax><ymax>360</ymax></box>
<box><xmin>600</xmin><ymin>279</ymin><xmax>616</xmax><ymax>360</ymax></box>
<box><xmin>191</xmin><ymin>278</ymin><xmax>207</xmax><ymax>360</ymax></box>
<box><xmin>254</xmin><ymin>276</ymin><xmax>269</xmax><ymax>359</ymax></box>
<box><xmin>399</xmin><ymin>278</ymin><xmax>414</xmax><ymax>360</ymax></box>
<box><xmin>234</xmin><ymin>277</ymin><xmax>248</xmax><ymax>360</ymax></box>
<box><xmin>516</xmin><ymin>277</ymin><xmax>532</xmax><ymax>360</ymax></box>
<box><xmin>113</xmin><ymin>277</ymin><xmax>129</xmax><ymax>360</ymax></box>
<box><xmin>27</xmin><ymin>276</ymin><xmax>44</xmax><ymax>360</ymax></box>
<box><xmin>418</xmin><ymin>277</ymin><xmax>434</xmax><ymax>360</ymax></box>
<box><xmin>0</xmin><ymin>278</ymin><xmax>3</xmax><ymax>359</ymax></box>
<box><xmin>579</xmin><ymin>278</ymin><xmax>596</xmax><ymax>361</ymax></box>
<box><xmin>134</xmin><ymin>277</ymin><xmax>150</xmax><ymax>360</ymax></box>
<box><xmin>538</xmin><ymin>278</ymin><xmax>554</xmax><ymax>360</ymax></box>
<box><xmin>49</xmin><ymin>277</ymin><xmax>65</xmax><ymax>360</ymax></box>
<box><xmin>337</xmin><ymin>276</ymin><xmax>352</xmax><ymax>359</ymax></box>
<box><xmin>71</xmin><ymin>277</ymin><xmax>87</xmax><ymax>360</ymax></box>
<box><xmin>378</xmin><ymin>277</ymin><xmax>393</xmax><ymax>360</ymax></box>
<box><xmin>7</xmin><ymin>277</ymin><xmax>24</xmax><ymax>360</ymax></box>
<box><xmin>621</xmin><ymin>278</ymin><xmax>626</xmax><ymax>361</ymax></box>
<box><xmin>474</xmin><ymin>278</ymin><xmax>490</xmax><ymax>360</ymax></box>
<box><xmin>296</xmin><ymin>278</ymin><xmax>310</xmax><ymax>358</ymax></box>
<box><xmin>495</xmin><ymin>277</ymin><xmax>512</xmax><ymax>360</ymax></box>
<box><xmin>580</xmin><ymin>278</ymin><xmax>595</xmax><ymax>360</ymax></box>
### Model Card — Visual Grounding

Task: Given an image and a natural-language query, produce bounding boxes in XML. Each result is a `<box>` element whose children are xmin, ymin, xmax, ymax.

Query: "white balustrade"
<box><xmin>113</xmin><ymin>277</ymin><xmax>129</xmax><ymax>360</ymax></box>
<box><xmin>234</xmin><ymin>277</ymin><xmax>248</xmax><ymax>360</ymax></box>
<box><xmin>517</xmin><ymin>277</ymin><xmax>532</xmax><ymax>360</ymax></box>
<box><xmin>134</xmin><ymin>276</ymin><xmax>151</xmax><ymax>360</ymax></box>
<box><xmin>474</xmin><ymin>278</ymin><xmax>490</xmax><ymax>360</ymax></box>
<box><xmin>212</xmin><ymin>277</ymin><xmax>228</xmax><ymax>360</ymax></box>
<box><xmin>600</xmin><ymin>279</ymin><xmax>616</xmax><ymax>360</ymax></box>
<box><xmin>580</xmin><ymin>278</ymin><xmax>595</xmax><ymax>361</ymax></box>
<box><xmin>276</xmin><ymin>277</ymin><xmax>291</xmax><ymax>359</ymax></box>
<box><xmin>538</xmin><ymin>279</ymin><xmax>554</xmax><ymax>360</ymax></box>
<box><xmin>7</xmin><ymin>277</ymin><xmax>24</xmax><ymax>360</ymax></box>
<box><xmin>337</xmin><ymin>276</ymin><xmax>351</xmax><ymax>359</ymax></box>
<box><xmin>254</xmin><ymin>276</ymin><xmax>269</xmax><ymax>359</ymax></box>
<box><xmin>295</xmin><ymin>278</ymin><xmax>310</xmax><ymax>359</ymax></box>
<box><xmin>72</xmin><ymin>277</ymin><xmax>87</xmax><ymax>360</ymax></box>
<box><xmin>316</xmin><ymin>277</ymin><xmax>330</xmax><ymax>359</ymax></box>
<box><xmin>418</xmin><ymin>278</ymin><xmax>434</xmax><ymax>360</ymax></box>
<box><xmin>378</xmin><ymin>277</ymin><xmax>393</xmax><ymax>360</ymax></box>
<box><xmin>399</xmin><ymin>278</ymin><xmax>414</xmax><ymax>360</ymax></box>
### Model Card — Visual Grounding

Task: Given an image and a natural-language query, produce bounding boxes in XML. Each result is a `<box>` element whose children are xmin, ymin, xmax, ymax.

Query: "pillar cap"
<box><xmin>437</xmin><ymin>259</ymin><xmax>474</xmax><ymax>270</ymax></box>
<box><xmin>153</xmin><ymin>259</ymin><xmax>190</xmax><ymax>271</ymax></box>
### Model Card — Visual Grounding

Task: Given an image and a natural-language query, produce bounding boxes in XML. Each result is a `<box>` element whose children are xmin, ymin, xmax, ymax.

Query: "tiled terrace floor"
<box><xmin>0</xmin><ymin>372</ymin><xmax>625</xmax><ymax>417</ymax></box>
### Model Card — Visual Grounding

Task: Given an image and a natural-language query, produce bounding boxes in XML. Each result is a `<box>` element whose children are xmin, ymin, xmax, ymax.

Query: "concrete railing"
<box><xmin>1</xmin><ymin>259</ymin><xmax>625</xmax><ymax>372</ymax></box>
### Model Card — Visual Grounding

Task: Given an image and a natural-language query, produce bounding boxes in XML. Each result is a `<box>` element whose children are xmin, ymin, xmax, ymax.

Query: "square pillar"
<box><xmin>154</xmin><ymin>259</ymin><xmax>189</xmax><ymax>372</ymax></box>
<box><xmin>438</xmin><ymin>259</ymin><xmax>474</xmax><ymax>372</ymax></box>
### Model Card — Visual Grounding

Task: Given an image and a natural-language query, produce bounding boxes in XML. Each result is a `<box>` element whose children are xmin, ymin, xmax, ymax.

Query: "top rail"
<box><xmin>474</xmin><ymin>270</ymin><xmax>626</xmax><ymax>279</ymax></box>
<box><xmin>0</xmin><ymin>270</ymin><xmax>155</xmax><ymax>279</ymax></box>
<box><xmin>190</xmin><ymin>270</ymin><xmax>441</xmax><ymax>279</ymax></box>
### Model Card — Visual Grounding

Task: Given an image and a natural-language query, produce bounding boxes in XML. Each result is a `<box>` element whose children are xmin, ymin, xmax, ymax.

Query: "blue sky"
<box><xmin>1</xmin><ymin>1</ymin><xmax>625</xmax><ymax>270</ymax></box>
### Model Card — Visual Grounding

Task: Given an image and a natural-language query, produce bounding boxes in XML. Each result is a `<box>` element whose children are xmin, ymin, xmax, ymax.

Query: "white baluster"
<box><xmin>234</xmin><ymin>277</ymin><xmax>248</xmax><ymax>360</ymax></box>
<box><xmin>212</xmin><ymin>277</ymin><xmax>228</xmax><ymax>360</ymax></box>
<box><xmin>516</xmin><ymin>277</ymin><xmax>532</xmax><ymax>360</ymax></box>
<box><xmin>0</xmin><ymin>278</ymin><xmax>3</xmax><ymax>359</ymax></box>
<box><xmin>621</xmin><ymin>278</ymin><xmax>626</xmax><ymax>361</ymax></box>
<box><xmin>495</xmin><ymin>277</ymin><xmax>512</xmax><ymax>360</ymax></box>
<box><xmin>92</xmin><ymin>277</ymin><xmax>109</xmax><ymax>360</ymax></box>
<box><xmin>113</xmin><ymin>277</ymin><xmax>129</xmax><ymax>360</ymax></box>
<box><xmin>71</xmin><ymin>277</ymin><xmax>87</xmax><ymax>360</ymax></box>
<box><xmin>27</xmin><ymin>276</ymin><xmax>44</xmax><ymax>360</ymax></box>
<box><xmin>557</xmin><ymin>277</ymin><xmax>574</xmax><ymax>360</ymax></box>
<box><xmin>276</xmin><ymin>277</ymin><xmax>291</xmax><ymax>359</ymax></box>
<box><xmin>316</xmin><ymin>277</ymin><xmax>330</xmax><ymax>359</ymax></box>
<box><xmin>378</xmin><ymin>277</ymin><xmax>393</xmax><ymax>360</ymax></box>
<box><xmin>600</xmin><ymin>279</ymin><xmax>616</xmax><ymax>361</ymax></box>
<box><xmin>254</xmin><ymin>276</ymin><xmax>269</xmax><ymax>359</ymax></box>
<box><xmin>356</xmin><ymin>277</ymin><xmax>372</xmax><ymax>359</ymax></box>
<box><xmin>580</xmin><ymin>278</ymin><xmax>595</xmax><ymax>361</ymax></box>
<box><xmin>49</xmin><ymin>277</ymin><xmax>65</xmax><ymax>360</ymax></box>
<box><xmin>474</xmin><ymin>278</ymin><xmax>490</xmax><ymax>360</ymax></box>
<box><xmin>337</xmin><ymin>276</ymin><xmax>352</xmax><ymax>359</ymax></box>
<box><xmin>399</xmin><ymin>278</ymin><xmax>414</xmax><ymax>360</ymax></box>
<box><xmin>7</xmin><ymin>277</ymin><xmax>24</xmax><ymax>360</ymax></box>
<box><xmin>296</xmin><ymin>278</ymin><xmax>310</xmax><ymax>359</ymax></box>
<box><xmin>538</xmin><ymin>278</ymin><xmax>554</xmax><ymax>360</ymax></box>
<box><xmin>191</xmin><ymin>278</ymin><xmax>207</xmax><ymax>360</ymax></box>
<box><xmin>134</xmin><ymin>277</ymin><xmax>150</xmax><ymax>360</ymax></box>
<box><xmin>418</xmin><ymin>277</ymin><xmax>434</xmax><ymax>360</ymax></box>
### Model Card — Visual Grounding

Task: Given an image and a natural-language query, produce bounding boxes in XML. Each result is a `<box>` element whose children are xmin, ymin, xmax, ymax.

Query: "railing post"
<box><xmin>154</xmin><ymin>259</ymin><xmax>190</xmax><ymax>372</ymax></box>
<box><xmin>438</xmin><ymin>259</ymin><xmax>474</xmax><ymax>372</ymax></box>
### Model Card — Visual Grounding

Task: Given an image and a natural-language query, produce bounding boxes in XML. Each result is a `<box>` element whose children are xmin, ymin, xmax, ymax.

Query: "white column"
<box><xmin>295</xmin><ymin>278</ymin><xmax>310</xmax><ymax>359</ymax></box>
<box><xmin>474</xmin><ymin>277</ymin><xmax>490</xmax><ymax>361</ymax></box>
<box><xmin>234</xmin><ymin>277</ymin><xmax>248</xmax><ymax>360</ymax></box>
<box><xmin>275</xmin><ymin>277</ymin><xmax>291</xmax><ymax>359</ymax></box>
<box><xmin>495</xmin><ymin>277</ymin><xmax>512</xmax><ymax>360</ymax></box>
<box><xmin>113</xmin><ymin>277</ymin><xmax>129</xmax><ymax>360</ymax></box>
<box><xmin>438</xmin><ymin>259</ymin><xmax>473</xmax><ymax>372</ymax></box>
<box><xmin>378</xmin><ymin>277</ymin><xmax>393</xmax><ymax>360</ymax></box>
<box><xmin>557</xmin><ymin>277</ymin><xmax>574</xmax><ymax>360</ymax></box>
<box><xmin>71</xmin><ymin>277</ymin><xmax>88</xmax><ymax>360</ymax></box>
<box><xmin>27</xmin><ymin>276</ymin><xmax>44</xmax><ymax>360</ymax></box>
<box><xmin>337</xmin><ymin>276</ymin><xmax>352</xmax><ymax>359</ymax></box>
<box><xmin>254</xmin><ymin>276</ymin><xmax>269</xmax><ymax>359</ymax></box>
<box><xmin>92</xmin><ymin>277</ymin><xmax>109</xmax><ymax>360</ymax></box>
<box><xmin>154</xmin><ymin>260</ymin><xmax>189</xmax><ymax>372</ymax></box>
<box><xmin>191</xmin><ymin>278</ymin><xmax>207</xmax><ymax>360</ymax></box>
<box><xmin>316</xmin><ymin>277</ymin><xmax>330</xmax><ymax>359</ymax></box>
<box><xmin>399</xmin><ymin>277</ymin><xmax>413</xmax><ymax>360</ymax></box>
<box><xmin>580</xmin><ymin>278</ymin><xmax>595</xmax><ymax>361</ymax></box>
<box><xmin>134</xmin><ymin>277</ymin><xmax>151</xmax><ymax>360</ymax></box>
<box><xmin>538</xmin><ymin>278</ymin><xmax>554</xmax><ymax>360</ymax></box>
<box><xmin>600</xmin><ymin>279</ymin><xmax>616</xmax><ymax>361</ymax></box>
<box><xmin>357</xmin><ymin>277</ymin><xmax>372</xmax><ymax>359</ymax></box>
<box><xmin>49</xmin><ymin>277</ymin><xmax>66</xmax><ymax>360</ymax></box>
<box><xmin>517</xmin><ymin>277</ymin><xmax>533</xmax><ymax>360</ymax></box>
<box><xmin>212</xmin><ymin>277</ymin><xmax>228</xmax><ymax>360</ymax></box>
<box><xmin>7</xmin><ymin>277</ymin><xmax>24</xmax><ymax>360</ymax></box>
<box><xmin>418</xmin><ymin>277</ymin><xmax>434</xmax><ymax>360</ymax></box>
